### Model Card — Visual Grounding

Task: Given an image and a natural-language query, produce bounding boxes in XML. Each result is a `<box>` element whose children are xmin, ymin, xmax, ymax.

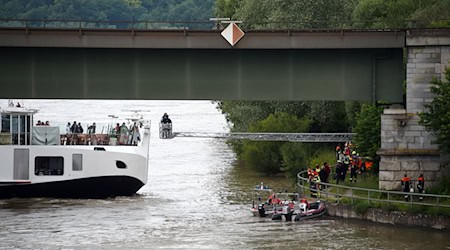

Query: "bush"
<box><xmin>427</xmin><ymin>175</ymin><xmax>450</xmax><ymax>195</ymax></box>
<box><xmin>355</xmin><ymin>201</ymin><xmax>372</xmax><ymax>215</ymax></box>
<box><xmin>280</xmin><ymin>142</ymin><xmax>310</xmax><ymax>178</ymax></box>
<box><xmin>419</xmin><ymin>64</ymin><xmax>450</xmax><ymax>154</ymax></box>
<box><xmin>353</xmin><ymin>104</ymin><xmax>383</xmax><ymax>159</ymax></box>
<box><xmin>239</xmin><ymin>112</ymin><xmax>311</xmax><ymax>174</ymax></box>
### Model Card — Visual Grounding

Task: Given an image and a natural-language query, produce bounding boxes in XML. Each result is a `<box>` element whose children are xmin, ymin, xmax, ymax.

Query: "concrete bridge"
<box><xmin>0</xmin><ymin>23</ymin><xmax>449</xmax><ymax>189</ymax></box>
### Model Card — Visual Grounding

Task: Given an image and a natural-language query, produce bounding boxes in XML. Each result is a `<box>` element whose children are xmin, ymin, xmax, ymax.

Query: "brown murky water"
<box><xmin>0</xmin><ymin>100</ymin><xmax>449</xmax><ymax>249</ymax></box>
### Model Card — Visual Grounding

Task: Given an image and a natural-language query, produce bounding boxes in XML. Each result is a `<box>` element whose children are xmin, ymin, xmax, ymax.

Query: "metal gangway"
<box><xmin>167</xmin><ymin>132</ymin><xmax>354</xmax><ymax>142</ymax></box>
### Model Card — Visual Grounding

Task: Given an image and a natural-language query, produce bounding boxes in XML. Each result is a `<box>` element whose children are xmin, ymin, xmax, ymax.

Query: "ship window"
<box><xmin>72</xmin><ymin>154</ymin><xmax>82</xmax><ymax>171</ymax></box>
<box><xmin>116</xmin><ymin>160</ymin><xmax>127</xmax><ymax>169</ymax></box>
<box><xmin>1</xmin><ymin>114</ymin><xmax>10</xmax><ymax>132</ymax></box>
<box><xmin>35</xmin><ymin>157</ymin><xmax>64</xmax><ymax>176</ymax></box>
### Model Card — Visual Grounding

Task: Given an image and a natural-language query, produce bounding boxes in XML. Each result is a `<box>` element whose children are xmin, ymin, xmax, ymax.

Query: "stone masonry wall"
<box><xmin>378</xmin><ymin>43</ymin><xmax>449</xmax><ymax>190</ymax></box>
<box><xmin>407</xmin><ymin>46</ymin><xmax>449</xmax><ymax>114</ymax></box>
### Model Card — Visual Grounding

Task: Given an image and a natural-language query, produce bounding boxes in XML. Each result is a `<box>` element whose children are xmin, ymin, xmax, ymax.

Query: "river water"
<box><xmin>0</xmin><ymin>100</ymin><xmax>449</xmax><ymax>249</ymax></box>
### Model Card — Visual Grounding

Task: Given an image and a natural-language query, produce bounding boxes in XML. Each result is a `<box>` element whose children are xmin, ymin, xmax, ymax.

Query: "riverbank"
<box><xmin>326</xmin><ymin>201</ymin><xmax>450</xmax><ymax>230</ymax></box>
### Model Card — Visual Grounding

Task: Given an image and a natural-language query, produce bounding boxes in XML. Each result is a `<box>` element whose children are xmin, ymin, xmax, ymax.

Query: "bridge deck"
<box><xmin>0</xmin><ymin>27</ymin><xmax>405</xmax><ymax>49</ymax></box>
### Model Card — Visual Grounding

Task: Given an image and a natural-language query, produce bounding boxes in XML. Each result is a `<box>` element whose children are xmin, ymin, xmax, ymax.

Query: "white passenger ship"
<box><xmin>0</xmin><ymin>102</ymin><xmax>150</xmax><ymax>199</ymax></box>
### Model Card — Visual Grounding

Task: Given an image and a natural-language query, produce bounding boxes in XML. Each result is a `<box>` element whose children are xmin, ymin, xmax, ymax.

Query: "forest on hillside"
<box><xmin>0</xmin><ymin>0</ymin><xmax>215</xmax><ymax>28</ymax></box>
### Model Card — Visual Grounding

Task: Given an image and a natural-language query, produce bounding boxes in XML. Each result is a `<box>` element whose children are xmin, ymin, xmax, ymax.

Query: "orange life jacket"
<box><xmin>418</xmin><ymin>176</ymin><xmax>424</xmax><ymax>185</ymax></box>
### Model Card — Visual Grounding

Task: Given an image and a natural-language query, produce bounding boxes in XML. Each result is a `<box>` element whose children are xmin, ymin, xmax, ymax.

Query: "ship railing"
<box><xmin>61</xmin><ymin>133</ymin><xmax>111</xmax><ymax>145</ymax></box>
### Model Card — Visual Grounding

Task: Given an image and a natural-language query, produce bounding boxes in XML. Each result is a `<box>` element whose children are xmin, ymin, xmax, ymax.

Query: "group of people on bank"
<box><xmin>307</xmin><ymin>142</ymin><xmax>369</xmax><ymax>197</ymax></box>
<box><xmin>307</xmin><ymin>163</ymin><xmax>331</xmax><ymax>198</ymax></box>
<box><xmin>306</xmin><ymin>141</ymin><xmax>426</xmax><ymax>201</ymax></box>
<box><xmin>334</xmin><ymin>143</ymin><xmax>373</xmax><ymax>184</ymax></box>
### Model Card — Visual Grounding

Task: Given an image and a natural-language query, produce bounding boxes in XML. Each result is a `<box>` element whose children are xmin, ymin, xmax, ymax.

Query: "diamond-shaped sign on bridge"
<box><xmin>221</xmin><ymin>22</ymin><xmax>245</xmax><ymax>46</ymax></box>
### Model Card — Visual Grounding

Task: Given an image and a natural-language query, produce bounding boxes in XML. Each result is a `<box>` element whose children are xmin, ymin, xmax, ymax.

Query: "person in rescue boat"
<box><xmin>300</xmin><ymin>198</ymin><xmax>309</xmax><ymax>209</ymax></box>
<box><xmin>267</xmin><ymin>194</ymin><xmax>281</xmax><ymax>205</ymax></box>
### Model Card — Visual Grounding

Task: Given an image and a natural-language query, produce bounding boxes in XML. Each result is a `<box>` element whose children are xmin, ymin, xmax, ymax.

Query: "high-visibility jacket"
<box><xmin>343</xmin><ymin>155</ymin><xmax>350</xmax><ymax>165</ymax></box>
<box><xmin>401</xmin><ymin>176</ymin><xmax>411</xmax><ymax>190</ymax></box>
<box><xmin>401</xmin><ymin>176</ymin><xmax>411</xmax><ymax>182</ymax></box>
<box><xmin>365</xmin><ymin>161</ymin><xmax>373</xmax><ymax>170</ymax></box>
<box><xmin>417</xmin><ymin>176</ymin><xmax>425</xmax><ymax>189</ymax></box>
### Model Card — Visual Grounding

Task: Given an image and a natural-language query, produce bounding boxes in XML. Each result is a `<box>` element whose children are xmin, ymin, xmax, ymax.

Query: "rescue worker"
<box><xmin>401</xmin><ymin>174</ymin><xmax>412</xmax><ymax>201</ymax></box>
<box><xmin>365</xmin><ymin>160</ymin><xmax>373</xmax><ymax>172</ymax></box>
<box><xmin>349</xmin><ymin>151</ymin><xmax>359</xmax><ymax>183</ymax></box>
<box><xmin>315</xmin><ymin>164</ymin><xmax>322</xmax><ymax>183</ymax></box>
<box><xmin>319</xmin><ymin>165</ymin><xmax>327</xmax><ymax>189</ymax></box>
<box><xmin>288</xmin><ymin>201</ymin><xmax>295</xmax><ymax>210</ymax></box>
<box><xmin>272</xmin><ymin>194</ymin><xmax>281</xmax><ymax>204</ymax></box>
<box><xmin>342</xmin><ymin>154</ymin><xmax>350</xmax><ymax>182</ymax></box>
<box><xmin>335</xmin><ymin>161</ymin><xmax>343</xmax><ymax>184</ymax></box>
<box><xmin>299</xmin><ymin>198</ymin><xmax>309</xmax><ymax>212</ymax></box>
<box><xmin>310</xmin><ymin>172</ymin><xmax>321</xmax><ymax>198</ymax></box>
<box><xmin>335</xmin><ymin>145</ymin><xmax>341</xmax><ymax>160</ymax></box>
<box><xmin>267</xmin><ymin>194</ymin><xmax>273</xmax><ymax>205</ymax></box>
<box><xmin>417</xmin><ymin>174</ymin><xmax>425</xmax><ymax>201</ymax></box>
<box><xmin>344</xmin><ymin>143</ymin><xmax>351</xmax><ymax>156</ymax></box>
<box><xmin>307</xmin><ymin>167</ymin><xmax>314</xmax><ymax>181</ymax></box>
<box><xmin>323</xmin><ymin>162</ymin><xmax>331</xmax><ymax>183</ymax></box>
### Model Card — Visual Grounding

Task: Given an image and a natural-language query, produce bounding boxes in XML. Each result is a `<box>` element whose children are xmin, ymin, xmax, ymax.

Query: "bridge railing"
<box><xmin>297</xmin><ymin>170</ymin><xmax>450</xmax><ymax>211</ymax></box>
<box><xmin>0</xmin><ymin>19</ymin><xmax>214</xmax><ymax>30</ymax></box>
<box><xmin>1</xmin><ymin>19</ymin><xmax>449</xmax><ymax>31</ymax></box>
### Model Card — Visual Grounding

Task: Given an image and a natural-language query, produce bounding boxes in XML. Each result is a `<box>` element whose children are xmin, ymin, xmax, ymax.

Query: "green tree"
<box><xmin>240</xmin><ymin>112</ymin><xmax>310</xmax><ymax>173</ymax></box>
<box><xmin>280</xmin><ymin>142</ymin><xmax>312</xmax><ymax>178</ymax></box>
<box><xmin>227</xmin><ymin>0</ymin><xmax>359</xmax><ymax>29</ymax></box>
<box><xmin>214</xmin><ymin>0</ymin><xmax>240</xmax><ymax>19</ymax></box>
<box><xmin>352</xmin><ymin>0</ymin><xmax>450</xmax><ymax>28</ymax></box>
<box><xmin>345</xmin><ymin>101</ymin><xmax>362</xmax><ymax>130</ymax></box>
<box><xmin>353</xmin><ymin>103</ymin><xmax>383</xmax><ymax>158</ymax></box>
<box><xmin>0</xmin><ymin>0</ymin><xmax>216</xmax><ymax>29</ymax></box>
<box><xmin>419</xmin><ymin>67</ymin><xmax>450</xmax><ymax>154</ymax></box>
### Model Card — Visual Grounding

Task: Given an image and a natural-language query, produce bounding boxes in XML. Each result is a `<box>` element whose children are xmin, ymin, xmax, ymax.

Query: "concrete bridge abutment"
<box><xmin>379</xmin><ymin>30</ymin><xmax>450</xmax><ymax>190</ymax></box>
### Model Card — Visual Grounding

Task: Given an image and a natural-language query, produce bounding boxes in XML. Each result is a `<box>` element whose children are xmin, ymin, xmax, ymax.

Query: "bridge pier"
<box><xmin>378</xmin><ymin>30</ymin><xmax>450</xmax><ymax>190</ymax></box>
